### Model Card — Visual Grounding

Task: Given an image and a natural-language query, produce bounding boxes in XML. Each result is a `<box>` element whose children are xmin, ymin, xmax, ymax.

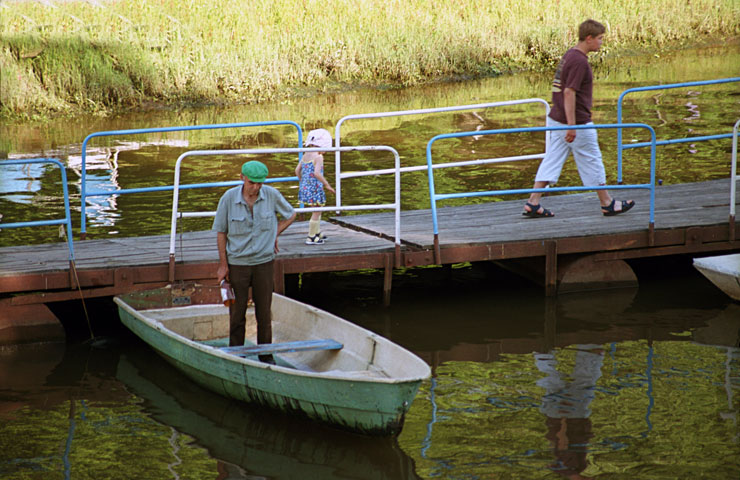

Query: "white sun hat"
<box><xmin>304</xmin><ymin>128</ymin><xmax>332</xmax><ymax>149</ymax></box>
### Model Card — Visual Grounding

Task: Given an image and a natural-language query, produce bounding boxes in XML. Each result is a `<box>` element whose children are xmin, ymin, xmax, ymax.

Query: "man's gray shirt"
<box><xmin>212</xmin><ymin>184</ymin><xmax>295</xmax><ymax>265</ymax></box>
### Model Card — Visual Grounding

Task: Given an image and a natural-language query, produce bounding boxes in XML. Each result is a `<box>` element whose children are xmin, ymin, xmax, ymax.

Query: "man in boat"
<box><xmin>213</xmin><ymin>160</ymin><xmax>296</xmax><ymax>363</ymax></box>
<box><xmin>522</xmin><ymin>19</ymin><xmax>635</xmax><ymax>219</ymax></box>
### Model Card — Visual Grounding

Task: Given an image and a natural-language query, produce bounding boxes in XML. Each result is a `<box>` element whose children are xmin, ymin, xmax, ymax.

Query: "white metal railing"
<box><xmin>731</xmin><ymin>119</ymin><xmax>739</xmax><ymax>221</ymax></box>
<box><xmin>333</xmin><ymin>98</ymin><xmax>550</xmax><ymax>207</ymax></box>
<box><xmin>168</xmin><ymin>146</ymin><xmax>402</xmax><ymax>278</ymax></box>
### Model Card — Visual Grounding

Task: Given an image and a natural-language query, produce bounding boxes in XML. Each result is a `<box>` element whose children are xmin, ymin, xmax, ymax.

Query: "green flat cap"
<box><xmin>241</xmin><ymin>160</ymin><xmax>268</xmax><ymax>182</ymax></box>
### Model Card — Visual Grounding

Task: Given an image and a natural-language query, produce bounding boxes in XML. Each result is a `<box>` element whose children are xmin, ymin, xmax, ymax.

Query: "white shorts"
<box><xmin>535</xmin><ymin>117</ymin><xmax>606</xmax><ymax>187</ymax></box>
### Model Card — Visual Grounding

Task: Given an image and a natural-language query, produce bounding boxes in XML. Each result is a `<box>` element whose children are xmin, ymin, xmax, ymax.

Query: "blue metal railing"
<box><xmin>616</xmin><ymin>77</ymin><xmax>740</xmax><ymax>182</ymax></box>
<box><xmin>0</xmin><ymin>158</ymin><xmax>75</xmax><ymax>262</ymax></box>
<box><xmin>79</xmin><ymin>121</ymin><xmax>303</xmax><ymax>237</ymax></box>
<box><xmin>426</xmin><ymin>123</ymin><xmax>657</xmax><ymax>261</ymax></box>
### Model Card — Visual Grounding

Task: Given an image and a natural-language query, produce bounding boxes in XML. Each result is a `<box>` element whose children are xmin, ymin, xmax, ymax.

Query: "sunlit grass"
<box><xmin>1</xmin><ymin>0</ymin><xmax>738</xmax><ymax>119</ymax></box>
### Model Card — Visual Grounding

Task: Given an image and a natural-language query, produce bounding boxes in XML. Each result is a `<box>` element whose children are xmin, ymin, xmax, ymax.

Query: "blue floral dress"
<box><xmin>298</xmin><ymin>158</ymin><xmax>326</xmax><ymax>206</ymax></box>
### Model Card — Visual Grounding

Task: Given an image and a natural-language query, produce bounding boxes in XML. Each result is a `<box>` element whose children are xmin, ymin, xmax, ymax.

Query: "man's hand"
<box><xmin>565</xmin><ymin>129</ymin><xmax>576</xmax><ymax>143</ymax></box>
<box><xmin>217</xmin><ymin>264</ymin><xmax>229</xmax><ymax>283</ymax></box>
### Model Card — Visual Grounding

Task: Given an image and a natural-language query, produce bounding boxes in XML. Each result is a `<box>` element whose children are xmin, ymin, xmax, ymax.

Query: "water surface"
<box><xmin>0</xmin><ymin>259</ymin><xmax>738</xmax><ymax>479</ymax></box>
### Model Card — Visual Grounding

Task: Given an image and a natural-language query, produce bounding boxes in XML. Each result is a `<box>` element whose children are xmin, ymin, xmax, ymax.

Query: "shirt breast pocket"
<box><xmin>258</xmin><ymin>213</ymin><xmax>274</xmax><ymax>231</ymax></box>
<box><xmin>229</xmin><ymin>216</ymin><xmax>250</xmax><ymax>235</ymax></box>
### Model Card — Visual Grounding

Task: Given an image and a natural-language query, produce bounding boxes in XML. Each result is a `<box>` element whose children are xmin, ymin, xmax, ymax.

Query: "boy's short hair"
<box><xmin>579</xmin><ymin>19</ymin><xmax>606</xmax><ymax>41</ymax></box>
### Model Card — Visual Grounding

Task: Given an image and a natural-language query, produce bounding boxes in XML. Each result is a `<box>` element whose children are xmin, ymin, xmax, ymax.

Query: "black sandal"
<box><xmin>602</xmin><ymin>199</ymin><xmax>635</xmax><ymax>216</ymax></box>
<box><xmin>522</xmin><ymin>202</ymin><xmax>554</xmax><ymax>218</ymax></box>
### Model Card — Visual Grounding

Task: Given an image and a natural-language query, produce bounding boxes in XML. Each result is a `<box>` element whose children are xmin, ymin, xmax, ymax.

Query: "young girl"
<box><xmin>296</xmin><ymin>128</ymin><xmax>335</xmax><ymax>245</ymax></box>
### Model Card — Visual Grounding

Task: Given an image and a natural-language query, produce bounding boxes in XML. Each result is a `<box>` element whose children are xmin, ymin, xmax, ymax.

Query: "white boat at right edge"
<box><xmin>694</xmin><ymin>253</ymin><xmax>740</xmax><ymax>301</ymax></box>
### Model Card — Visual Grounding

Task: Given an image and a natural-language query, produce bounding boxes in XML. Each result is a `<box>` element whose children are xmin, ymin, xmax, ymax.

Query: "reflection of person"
<box><xmin>535</xmin><ymin>345</ymin><xmax>604</xmax><ymax>479</ymax></box>
<box><xmin>523</xmin><ymin>19</ymin><xmax>634</xmax><ymax>218</ymax></box>
<box><xmin>213</xmin><ymin>161</ymin><xmax>296</xmax><ymax>363</ymax></box>
<box><xmin>296</xmin><ymin>128</ymin><xmax>335</xmax><ymax>245</ymax></box>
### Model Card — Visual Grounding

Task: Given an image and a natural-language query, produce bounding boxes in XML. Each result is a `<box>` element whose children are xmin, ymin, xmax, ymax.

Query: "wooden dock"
<box><xmin>1</xmin><ymin>178</ymin><xmax>738</xmax><ymax>344</ymax></box>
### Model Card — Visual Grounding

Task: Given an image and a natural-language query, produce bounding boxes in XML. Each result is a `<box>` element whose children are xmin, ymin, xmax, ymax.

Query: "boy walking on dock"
<box><xmin>523</xmin><ymin>19</ymin><xmax>635</xmax><ymax>218</ymax></box>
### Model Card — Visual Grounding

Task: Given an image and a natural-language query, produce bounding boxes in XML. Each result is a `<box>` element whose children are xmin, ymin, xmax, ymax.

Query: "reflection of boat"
<box><xmin>114</xmin><ymin>283</ymin><xmax>430</xmax><ymax>436</ymax></box>
<box><xmin>694</xmin><ymin>253</ymin><xmax>740</xmax><ymax>301</ymax></box>
<box><xmin>116</xmin><ymin>349</ymin><xmax>421</xmax><ymax>480</ymax></box>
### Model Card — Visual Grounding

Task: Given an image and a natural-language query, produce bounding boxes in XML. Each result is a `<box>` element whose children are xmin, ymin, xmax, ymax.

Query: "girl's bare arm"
<box><xmin>313</xmin><ymin>156</ymin><xmax>335</xmax><ymax>193</ymax></box>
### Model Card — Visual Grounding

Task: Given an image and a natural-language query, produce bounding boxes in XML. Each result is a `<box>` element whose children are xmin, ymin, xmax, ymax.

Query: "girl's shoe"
<box><xmin>305</xmin><ymin>234</ymin><xmax>325</xmax><ymax>245</ymax></box>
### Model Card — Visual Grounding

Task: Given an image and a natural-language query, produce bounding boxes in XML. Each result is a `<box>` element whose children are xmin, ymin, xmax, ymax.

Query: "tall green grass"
<box><xmin>1</xmin><ymin>0</ymin><xmax>738</xmax><ymax>120</ymax></box>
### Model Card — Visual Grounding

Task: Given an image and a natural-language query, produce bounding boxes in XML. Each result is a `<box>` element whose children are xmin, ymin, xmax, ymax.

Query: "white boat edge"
<box><xmin>693</xmin><ymin>253</ymin><xmax>740</xmax><ymax>301</ymax></box>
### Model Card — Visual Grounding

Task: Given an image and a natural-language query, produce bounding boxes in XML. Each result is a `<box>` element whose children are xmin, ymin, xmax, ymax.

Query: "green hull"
<box><xmin>115</xmin><ymin>285</ymin><xmax>429</xmax><ymax>436</ymax></box>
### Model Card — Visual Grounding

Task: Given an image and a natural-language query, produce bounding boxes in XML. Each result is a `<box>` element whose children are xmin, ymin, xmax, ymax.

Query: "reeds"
<box><xmin>1</xmin><ymin>0</ymin><xmax>738</xmax><ymax>119</ymax></box>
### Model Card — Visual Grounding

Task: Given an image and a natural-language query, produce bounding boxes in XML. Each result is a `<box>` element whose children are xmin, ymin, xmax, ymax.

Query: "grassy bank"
<box><xmin>1</xmin><ymin>0</ymin><xmax>738</xmax><ymax>121</ymax></box>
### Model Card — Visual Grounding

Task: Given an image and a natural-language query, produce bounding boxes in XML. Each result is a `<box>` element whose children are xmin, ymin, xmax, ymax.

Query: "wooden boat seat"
<box><xmin>219</xmin><ymin>339</ymin><xmax>343</xmax><ymax>357</ymax></box>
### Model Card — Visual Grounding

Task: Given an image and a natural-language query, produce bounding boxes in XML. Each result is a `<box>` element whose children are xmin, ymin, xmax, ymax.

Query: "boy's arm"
<box><xmin>563</xmin><ymin>88</ymin><xmax>577</xmax><ymax>143</ymax></box>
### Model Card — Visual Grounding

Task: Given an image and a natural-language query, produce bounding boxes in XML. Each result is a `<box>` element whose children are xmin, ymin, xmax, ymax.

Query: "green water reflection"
<box><xmin>1</xmin><ymin>266</ymin><xmax>738</xmax><ymax>479</ymax></box>
<box><xmin>1</xmin><ymin>42</ymin><xmax>738</xmax><ymax>246</ymax></box>
<box><xmin>401</xmin><ymin>339</ymin><xmax>739</xmax><ymax>479</ymax></box>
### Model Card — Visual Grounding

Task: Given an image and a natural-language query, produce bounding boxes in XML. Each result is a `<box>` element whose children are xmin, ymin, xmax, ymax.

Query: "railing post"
<box><xmin>730</xmin><ymin>119</ymin><xmax>739</xmax><ymax>241</ymax></box>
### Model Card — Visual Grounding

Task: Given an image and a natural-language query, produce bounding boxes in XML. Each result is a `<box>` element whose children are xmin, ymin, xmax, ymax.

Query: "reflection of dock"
<box><xmin>7</xmin><ymin>139</ymin><xmax>190</xmax><ymax>228</ymax></box>
<box><xmin>0</xmin><ymin>178</ymin><xmax>738</xmax><ymax>343</ymax></box>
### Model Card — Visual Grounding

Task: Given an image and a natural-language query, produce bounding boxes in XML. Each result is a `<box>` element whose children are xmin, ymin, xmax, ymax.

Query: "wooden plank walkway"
<box><xmin>0</xmin><ymin>219</ymin><xmax>395</xmax><ymax>275</ymax></box>
<box><xmin>0</xmin><ymin>178</ymin><xmax>738</xmax><ymax>308</ymax></box>
<box><xmin>335</xmin><ymin>179</ymin><xmax>736</xmax><ymax>249</ymax></box>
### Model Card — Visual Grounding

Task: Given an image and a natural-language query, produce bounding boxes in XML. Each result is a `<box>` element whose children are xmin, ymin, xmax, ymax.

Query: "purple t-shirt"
<box><xmin>549</xmin><ymin>48</ymin><xmax>593</xmax><ymax>125</ymax></box>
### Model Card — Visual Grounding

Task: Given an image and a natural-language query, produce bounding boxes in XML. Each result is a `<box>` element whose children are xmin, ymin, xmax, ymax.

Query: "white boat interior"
<box><xmin>139</xmin><ymin>294</ymin><xmax>427</xmax><ymax>381</ymax></box>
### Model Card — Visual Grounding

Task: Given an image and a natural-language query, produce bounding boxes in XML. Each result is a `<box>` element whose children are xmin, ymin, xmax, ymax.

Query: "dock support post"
<box><xmin>545</xmin><ymin>241</ymin><xmax>558</xmax><ymax>297</ymax></box>
<box><xmin>433</xmin><ymin>235</ymin><xmax>441</xmax><ymax>265</ymax></box>
<box><xmin>730</xmin><ymin>215</ymin><xmax>736</xmax><ymax>241</ymax></box>
<box><xmin>168</xmin><ymin>254</ymin><xmax>176</xmax><ymax>284</ymax></box>
<box><xmin>68</xmin><ymin>260</ymin><xmax>77</xmax><ymax>288</ymax></box>
<box><xmin>382</xmin><ymin>253</ymin><xmax>393</xmax><ymax>306</ymax></box>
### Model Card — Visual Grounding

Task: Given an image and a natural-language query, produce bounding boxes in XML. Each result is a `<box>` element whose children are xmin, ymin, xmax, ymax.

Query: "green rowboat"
<box><xmin>114</xmin><ymin>283</ymin><xmax>430</xmax><ymax>436</ymax></box>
